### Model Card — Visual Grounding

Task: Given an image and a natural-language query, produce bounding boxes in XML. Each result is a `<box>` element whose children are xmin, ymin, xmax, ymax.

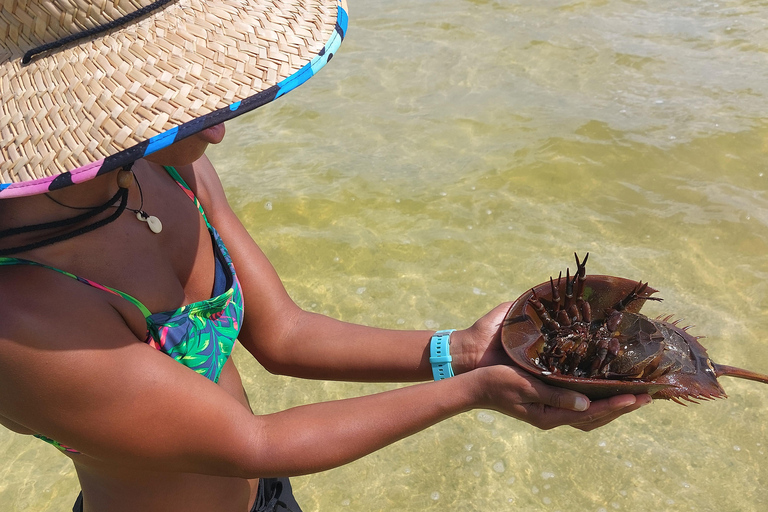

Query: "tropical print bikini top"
<box><xmin>0</xmin><ymin>166</ymin><xmax>244</xmax><ymax>453</ymax></box>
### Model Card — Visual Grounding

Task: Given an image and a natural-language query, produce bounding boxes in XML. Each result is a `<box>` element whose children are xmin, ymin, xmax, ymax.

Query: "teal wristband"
<box><xmin>429</xmin><ymin>329</ymin><xmax>456</xmax><ymax>381</ymax></box>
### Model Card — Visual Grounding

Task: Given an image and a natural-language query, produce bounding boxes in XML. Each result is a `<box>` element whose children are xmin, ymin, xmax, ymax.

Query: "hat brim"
<box><xmin>0</xmin><ymin>0</ymin><xmax>348</xmax><ymax>198</ymax></box>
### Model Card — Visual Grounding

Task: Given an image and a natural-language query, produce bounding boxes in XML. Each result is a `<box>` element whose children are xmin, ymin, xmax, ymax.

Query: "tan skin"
<box><xmin>0</xmin><ymin>124</ymin><xmax>651</xmax><ymax>512</ymax></box>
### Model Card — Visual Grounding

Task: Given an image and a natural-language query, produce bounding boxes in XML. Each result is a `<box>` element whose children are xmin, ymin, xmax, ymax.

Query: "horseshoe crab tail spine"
<box><xmin>713</xmin><ymin>364</ymin><xmax>768</xmax><ymax>385</ymax></box>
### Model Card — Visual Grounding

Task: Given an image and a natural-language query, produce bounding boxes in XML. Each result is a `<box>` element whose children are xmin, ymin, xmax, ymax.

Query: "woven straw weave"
<box><xmin>0</xmin><ymin>0</ymin><xmax>340</xmax><ymax>189</ymax></box>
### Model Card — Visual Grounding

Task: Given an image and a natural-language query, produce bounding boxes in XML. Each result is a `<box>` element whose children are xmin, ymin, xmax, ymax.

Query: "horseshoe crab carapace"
<box><xmin>501</xmin><ymin>253</ymin><xmax>768</xmax><ymax>403</ymax></box>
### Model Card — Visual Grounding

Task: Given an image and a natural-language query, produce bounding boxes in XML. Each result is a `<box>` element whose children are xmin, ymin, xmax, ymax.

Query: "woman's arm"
<box><xmin>0</xmin><ymin>271</ymin><xmax>647</xmax><ymax>478</ymax></box>
<box><xmin>181</xmin><ymin>156</ymin><xmax>513</xmax><ymax>382</ymax></box>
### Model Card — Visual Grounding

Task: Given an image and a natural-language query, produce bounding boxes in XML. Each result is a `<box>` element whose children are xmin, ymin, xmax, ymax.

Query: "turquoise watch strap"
<box><xmin>429</xmin><ymin>329</ymin><xmax>456</xmax><ymax>381</ymax></box>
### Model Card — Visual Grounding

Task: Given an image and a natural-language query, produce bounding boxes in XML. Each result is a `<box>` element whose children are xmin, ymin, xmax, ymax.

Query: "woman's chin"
<box><xmin>199</xmin><ymin>123</ymin><xmax>226</xmax><ymax>144</ymax></box>
<box><xmin>143</xmin><ymin>123</ymin><xmax>226</xmax><ymax>166</ymax></box>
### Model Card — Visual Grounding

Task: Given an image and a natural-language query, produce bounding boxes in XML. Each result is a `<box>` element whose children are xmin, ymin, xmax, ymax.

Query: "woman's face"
<box><xmin>144</xmin><ymin>123</ymin><xmax>226</xmax><ymax>166</ymax></box>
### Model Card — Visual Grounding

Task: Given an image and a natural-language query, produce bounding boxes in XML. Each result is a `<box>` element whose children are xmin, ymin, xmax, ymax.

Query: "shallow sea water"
<box><xmin>2</xmin><ymin>0</ymin><xmax>768</xmax><ymax>510</ymax></box>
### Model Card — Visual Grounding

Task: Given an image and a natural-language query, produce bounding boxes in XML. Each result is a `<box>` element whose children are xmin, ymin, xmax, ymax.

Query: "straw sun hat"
<box><xmin>0</xmin><ymin>0</ymin><xmax>348</xmax><ymax>198</ymax></box>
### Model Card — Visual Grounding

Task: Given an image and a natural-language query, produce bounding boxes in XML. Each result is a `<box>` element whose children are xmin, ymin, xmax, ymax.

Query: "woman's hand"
<box><xmin>450</xmin><ymin>304</ymin><xmax>651</xmax><ymax>431</ymax></box>
<box><xmin>450</xmin><ymin>302</ymin><xmax>515</xmax><ymax>374</ymax></box>
<box><xmin>469</xmin><ymin>365</ymin><xmax>652</xmax><ymax>431</ymax></box>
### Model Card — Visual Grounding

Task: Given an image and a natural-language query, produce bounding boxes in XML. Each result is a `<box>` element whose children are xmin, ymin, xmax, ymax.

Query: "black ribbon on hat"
<box><xmin>22</xmin><ymin>0</ymin><xmax>176</xmax><ymax>65</ymax></box>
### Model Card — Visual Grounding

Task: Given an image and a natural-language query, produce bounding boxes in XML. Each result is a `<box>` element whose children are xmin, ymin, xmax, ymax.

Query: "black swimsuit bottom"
<box><xmin>72</xmin><ymin>477</ymin><xmax>303</xmax><ymax>512</ymax></box>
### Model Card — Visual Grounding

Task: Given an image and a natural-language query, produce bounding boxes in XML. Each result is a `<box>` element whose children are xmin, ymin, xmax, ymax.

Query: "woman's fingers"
<box><xmin>478</xmin><ymin>366</ymin><xmax>651</xmax><ymax>431</ymax></box>
<box><xmin>519</xmin><ymin>376</ymin><xmax>651</xmax><ymax>429</ymax></box>
<box><xmin>536</xmin><ymin>384</ymin><xmax>591</xmax><ymax>412</ymax></box>
<box><xmin>570</xmin><ymin>394</ymin><xmax>652</xmax><ymax>431</ymax></box>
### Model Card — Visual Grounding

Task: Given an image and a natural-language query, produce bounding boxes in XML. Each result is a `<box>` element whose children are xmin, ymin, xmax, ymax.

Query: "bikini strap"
<box><xmin>0</xmin><ymin>257</ymin><xmax>153</xmax><ymax>318</ymax></box>
<box><xmin>0</xmin><ymin>166</ymin><xmax>208</xmax><ymax>320</ymax></box>
<box><xmin>162</xmin><ymin>166</ymin><xmax>213</xmax><ymax>230</ymax></box>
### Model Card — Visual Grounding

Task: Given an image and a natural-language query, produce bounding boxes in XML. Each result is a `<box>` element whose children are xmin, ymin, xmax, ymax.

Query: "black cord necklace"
<box><xmin>45</xmin><ymin>169</ymin><xmax>163</xmax><ymax>234</ymax></box>
<box><xmin>0</xmin><ymin>165</ymin><xmax>163</xmax><ymax>257</ymax></box>
<box><xmin>0</xmin><ymin>182</ymin><xmax>129</xmax><ymax>257</ymax></box>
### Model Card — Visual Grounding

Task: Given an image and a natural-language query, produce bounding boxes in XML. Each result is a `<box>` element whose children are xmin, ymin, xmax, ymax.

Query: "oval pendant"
<box><xmin>146</xmin><ymin>215</ymin><xmax>163</xmax><ymax>234</ymax></box>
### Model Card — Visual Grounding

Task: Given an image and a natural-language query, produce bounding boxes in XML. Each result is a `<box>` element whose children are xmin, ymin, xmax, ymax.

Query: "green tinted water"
<box><xmin>2</xmin><ymin>0</ymin><xmax>768</xmax><ymax>510</ymax></box>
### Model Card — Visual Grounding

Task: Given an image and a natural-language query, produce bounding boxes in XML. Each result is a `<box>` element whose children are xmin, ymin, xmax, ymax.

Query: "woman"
<box><xmin>0</xmin><ymin>0</ymin><xmax>650</xmax><ymax>511</ymax></box>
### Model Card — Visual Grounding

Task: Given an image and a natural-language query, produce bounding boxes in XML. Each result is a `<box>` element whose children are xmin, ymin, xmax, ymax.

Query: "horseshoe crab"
<box><xmin>501</xmin><ymin>253</ymin><xmax>768</xmax><ymax>403</ymax></box>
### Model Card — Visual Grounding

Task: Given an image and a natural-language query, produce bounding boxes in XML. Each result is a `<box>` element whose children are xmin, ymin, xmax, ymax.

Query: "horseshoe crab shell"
<box><xmin>501</xmin><ymin>265</ymin><xmax>768</xmax><ymax>402</ymax></box>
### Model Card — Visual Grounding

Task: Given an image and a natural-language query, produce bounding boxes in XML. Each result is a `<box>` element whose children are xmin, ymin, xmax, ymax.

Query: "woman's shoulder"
<box><xmin>0</xmin><ymin>262</ymin><xmax>154</xmax><ymax>439</ymax></box>
<box><xmin>0</xmin><ymin>261</ymin><xmax>147</xmax><ymax>350</ymax></box>
<box><xmin>0</xmin><ymin>259</ymin><xmax>252</xmax><ymax>463</ymax></box>
<box><xmin>171</xmin><ymin>155</ymin><xmax>234</xmax><ymax>225</ymax></box>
